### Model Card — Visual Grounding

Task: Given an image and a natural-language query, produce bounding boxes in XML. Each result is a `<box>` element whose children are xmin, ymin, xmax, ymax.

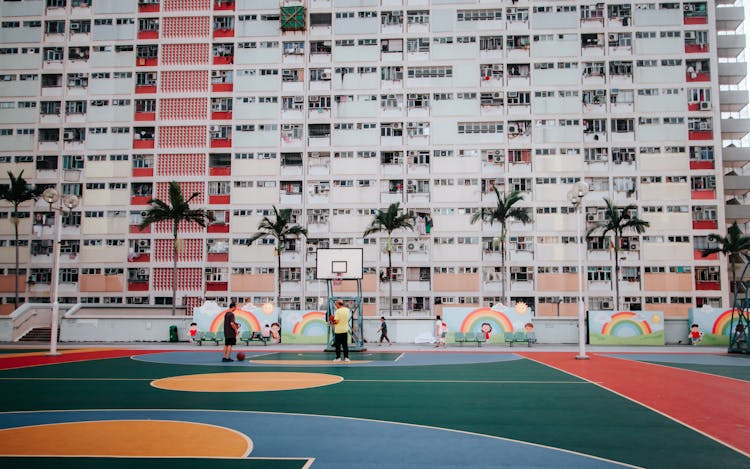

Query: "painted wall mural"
<box><xmin>687</xmin><ymin>307</ymin><xmax>737</xmax><ymax>346</ymax></box>
<box><xmin>588</xmin><ymin>310</ymin><xmax>664</xmax><ymax>345</ymax></box>
<box><xmin>281</xmin><ymin>310</ymin><xmax>329</xmax><ymax>345</ymax></box>
<box><xmin>442</xmin><ymin>303</ymin><xmax>534</xmax><ymax>344</ymax></box>
<box><xmin>193</xmin><ymin>301</ymin><xmax>279</xmax><ymax>337</ymax></box>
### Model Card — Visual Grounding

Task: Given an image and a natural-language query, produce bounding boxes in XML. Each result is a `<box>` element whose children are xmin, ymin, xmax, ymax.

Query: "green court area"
<box><xmin>0</xmin><ymin>351</ymin><xmax>747</xmax><ymax>468</ymax></box>
<box><xmin>251</xmin><ymin>351</ymin><xmax>402</xmax><ymax>361</ymax></box>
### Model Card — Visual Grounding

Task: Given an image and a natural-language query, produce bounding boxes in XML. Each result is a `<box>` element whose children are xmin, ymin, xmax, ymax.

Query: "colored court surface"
<box><xmin>0</xmin><ymin>348</ymin><xmax>748</xmax><ymax>468</ymax></box>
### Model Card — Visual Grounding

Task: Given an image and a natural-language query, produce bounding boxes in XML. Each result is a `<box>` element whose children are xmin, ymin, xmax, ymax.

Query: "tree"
<box><xmin>139</xmin><ymin>181</ymin><xmax>212</xmax><ymax>316</ymax></box>
<box><xmin>363</xmin><ymin>203</ymin><xmax>414</xmax><ymax>315</ymax></box>
<box><xmin>702</xmin><ymin>222</ymin><xmax>750</xmax><ymax>297</ymax></box>
<box><xmin>0</xmin><ymin>170</ymin><xmax>42</xmax><ymax>309</ymax></box>
<box><xmin>586</xmin><ymin>198</ymin><xmax>649</xmax><ymax>312</ymax></box>
<box><xmin>248</xmin><ymin>206</ymin><xmax>307</xmax><ymax>313</ymax></box>
<box><xmin>470</xmin><ymin>188</ymin><xmax>531</xmax><ymax>307</ymax></box>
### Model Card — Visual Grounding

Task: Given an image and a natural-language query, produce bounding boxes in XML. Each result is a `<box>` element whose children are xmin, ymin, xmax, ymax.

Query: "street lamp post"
<box><xmin>567</xmin><ymin>181</ymin><xmax>589</xmax><ymax>360</ymax></box>
<box><xmin>42</xmin><ymin>188</ymin><xmax>79</xmax><ymax>356</ymax></box>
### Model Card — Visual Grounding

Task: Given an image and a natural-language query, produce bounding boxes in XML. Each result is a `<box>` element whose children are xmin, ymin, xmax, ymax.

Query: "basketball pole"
<box><xmin>324</xmin><ymin>278</ymin><xmax>366</xmax><ymax>352</ymax></box>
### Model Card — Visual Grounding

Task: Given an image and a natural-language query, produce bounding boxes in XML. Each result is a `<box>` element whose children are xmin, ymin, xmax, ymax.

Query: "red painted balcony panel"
<box><xmin>135</xmin><ymin>112</ymin><xmax>156</xmax><ymax>121</ymax></box>
<box><xmin>128</xmin><ymin>281</ymin><xmax>150</xmax><ymax>291</ymax></box>
<box><xmin>684</xmin><ymin>16</ymin><xmax>708</xmax><ymax>25</ymax></box>
<box><xmin>132</xmin><ymin>167</ymin><xmax>154</xmax><ymax>177</ymax></box>
<box><xmin>130</xmin><ymin>224</ymin><xmax>151</xmax><ymax>234</ymax></box>
<box><xmin>211</xmin><ymin>111</ymin><xmax>232</xmax><ymax>120</ymax></box>
<box><xmin>209</xmin><ymin>167</ymin><xmax>231</xmax><ymax>176</ymax></box>
<box><xmin>695</xmin><ymin>281</ymin><xmax>720</xmax><ymax>291</ymax></box>
<box><xmin>206</xmin><ymin>281</ymin><xmax>228</xmax><ymax>291</ymax></box>
<box><xmin>688</xmin><ymin>130</ymin><xmax>712</xmax><ymax>140</ymax></box>
<box><xmin>208</xmin><ymin>224</ymin><xmax>230</xmax><ymax>233</ymax></box>
<box><xmin>135</xmin><ymin>85</ymin><xmax>157</xmax><ymax>94</ymax></box>
<box><xmin>691</xmin><ymin>189</ymin><xmax>715</xmax><ymax>200</ymax></box>
<box><xmin>210</xmin><ymin>138</ymin><xmax>231</xmax><ymax>148</ymax></box>
<box><xmin>133</xmin><ymin>139</ymin><xmax>155</xmax><ymax>149</ymax></box>
<box><xmin>213</xmin><ymin>56</ymin><xmax>233</xmax><ymax>65</ymax></box>
<box><xmin>136</xmin><ymin>57</ymin><xmax>159</xmax><ymax>67</ymax></box>
<box><xmin>213</xmin><ymin>29</ymin><xmax>234</xmax><ymax>38</ymax></box>
<box><xmin>138</xmin><ymin>30</ymin><xmax>159</xmax><ymax>40</ymax></box>
<box><xmin>214</xmin><ymin>1</ymin><xmax>234</xmax><ymax>11</ymax></box>
<box><xmin>209</xmin><ymin>195</ymin><xmax>230</xmax><ymax>204</ymax></box>
<box><xmin>692</xmin><ymin>220</ymin><xmax>718</xmax><ymax>230</ymax></box>
<box><xmin>689</xmin><ymin>160</ymin><xmax>714</xmax><ymax>170</ymax></box>
<box><xmin>212</xmin><ymin>83</ymin><xmax>233</xmax><ymax>92</ymax></box>
<box><xmin>687</xmin><ymin>103</ymin><xmax>699</xmax><ymax>112</ymax></box>
<box><xmin>686</xmin><ymin>72</ymin><xmax>710</xmax><ymax>82</ymax></box>
<box><xmin>139</xmin><ymin>4</ymin><xmax>160</xmax><ymax>13</ymax></box>
<box><xmin>695</xmin><ymin>250</ymin><xmax>718</xmax><ymax>260</ymax></box>
<box><xmin>128</xmin><ymin>253</ymin><xmax>151</xmax><ymax>263</ymax></box>
<box><xmin>207</xmin><ymin>252</ymin><xmax>229</xmax><ymax>262</ymax></box>
<box><xmin>685</xmin><ymin>44</ymin><xmax>708</xmax><ymax>54</ymax></box>
<box><xmin>131</xmin><ymin>195</ymin><xmax>152</xmax><ymax>205</ymax></box>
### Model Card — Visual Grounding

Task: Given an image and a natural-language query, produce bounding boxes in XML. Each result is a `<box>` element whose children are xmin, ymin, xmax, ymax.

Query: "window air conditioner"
<box><xmin>699</xmin><ymin>122</ymin><xmax>708</xmax><ymax>130</ymax></box>
<box><xmin>684</xmin><ymin>4</ymin><xmax>694</xmax><ymax>11</ymax></box>
<box><xmin>309</xmin><ymin>96</ymin><xmax>320</xmax><ymax>102</ymax></box>
<box><xmin>601</xmin><ymin>301</ymin><xmax>611</xmax><ymax>309</ymax></box>
<box><xmin>63</xmin><ymin>131</ymin><xmax>75</xmax><ymax>140</ymax></box>
<box><xmin>392</xmin><ymin>122</ymin><xmax>402</xmax><ymax>129</ymax></box>
<box><xmin>608</xmin><ymin>34</ymin><xmax>617</xmax><ymax>41</ymax></box>
<box><xmin>685</xmin><ymin>31</ymin><xmax>695</xmax><ymax>40</ymax></box>
<box><xmin>595</xmin><ymin>89</ymin><xmax>605</xmax><ymax>96</ymax></box>
<box><xmin>137</xmin><ymin>239</ymin><xmax>149</xmax><ymax>247</ymax></box>
<box><xmin>293</xmin><ymin>96</ymin><xmax>304</xmax><ymax>103</ymax></box>
<box><xmin>70</xmin><ymin>23</ymin><xmax>80</xmax><ymax>30</ymax></box>
<box><xmin>407</xmin><ymin>242</ymin><xmax>416</xmax><ymax>250</ymax></box>
<box><xmin>699</xmin><ymin>101</ymin><xmax>711</xmax><ymax>111</ymax></box>
<box><xmin>139</xmin><ymin>268</ymin><xmax>148</xmax><ymax>276</ymax></box>
<box><xmin>507</xmin><ymin>125</ymin><xmax>518</xmax><ymax>134</ymax></box>
<box><xmin>321</xmin><ymin>71</ymin><xmax>331</xmax><ymax>80</ymax></box>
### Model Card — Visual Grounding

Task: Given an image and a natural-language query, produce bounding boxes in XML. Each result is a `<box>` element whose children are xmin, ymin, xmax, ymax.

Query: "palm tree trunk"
<box><xmin>500</xmin><ymin>225</ymin><xmax>507</xmax><ymax>306</ymax></box>
<box><xmin>13</xmin><ymin>212</ymin><xmax>19</xmax><ymax>309</ymax></box>
<box><xmin>172</xmin><ymin>222</ymin><xmax>178</xmax><ymax>316</ymax></box>
<box><xmin>277</xmin><ymin>247</ymin><xmax>282</xmax><ymax>343</ymax></box>
<box><xmin>613</xmin><ymin>236</ymin><xmax>620</xmax><ymax>312</ymax></box>
<box><xmin>387</xmin><ymin>238</ymin><xmax>393</xmax><ymax>316</ymax></box>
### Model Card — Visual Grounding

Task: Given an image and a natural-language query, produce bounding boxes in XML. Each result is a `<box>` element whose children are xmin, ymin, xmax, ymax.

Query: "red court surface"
<box><xmin>520</xmin><ymin>352</ymin><xmax>750</xmax><ymax>456</ymax></box>
<box><xmin>0</xmin><ymin>349</ymin><xmax>156</xmax><ymax>371</ymax></box>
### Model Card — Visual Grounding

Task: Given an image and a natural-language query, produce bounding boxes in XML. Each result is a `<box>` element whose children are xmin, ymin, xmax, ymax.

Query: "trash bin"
<box><xmin>169</xmin><ymin>325</ymin><xmax>179</xmax><ymax>342</ymax></box>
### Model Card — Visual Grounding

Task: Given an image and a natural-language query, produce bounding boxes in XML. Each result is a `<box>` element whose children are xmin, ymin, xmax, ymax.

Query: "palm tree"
<box><xmin>139</xmin><ymin>181</ymin><xmax>212</xmax><ymax>316</ymax></box>
<box><xmin>470</xmin><ymin>188</ymin><xmax>531</xmax><ymax>306</ymax></box>
<box><xmin>0</xmin><ymin>170</ymin><xmax>42</xmax><ymax>309</ymax></box>
<box><xmin>702</xmin><ymin>222</ymin><xmax>750</xmax><ymax>298</ymax></box>
<box><xmin>586</xmin><ymin>198</ymin><xmax>649</xmax><ymax>312</ymax></box>
<box><xmin>248</xmin><ymin>206</ymin><xmax>307</xmax><ymax>312</ymax></box>
<box><xmin>363</xmin><ymin>202</ymin><xmax>414</xmax><ymax>315</ymax></box>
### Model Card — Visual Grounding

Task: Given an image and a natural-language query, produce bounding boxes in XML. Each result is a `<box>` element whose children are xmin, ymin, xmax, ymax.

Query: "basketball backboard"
<box><xmin>315</xmin><ymin>248</ymin><xmax>363</xmax><ymax>280</ymax></box>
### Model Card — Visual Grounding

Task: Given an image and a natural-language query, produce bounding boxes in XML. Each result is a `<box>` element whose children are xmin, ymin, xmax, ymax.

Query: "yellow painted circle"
<box><xmin>151</xmin><ymin>371</ymin><xmax>343</xmax><ymax>392</ymax></box>
<box><xmin>0</xmin><ymin>420</ymin><xmax>251</xmax><ymax>457</ymax></box>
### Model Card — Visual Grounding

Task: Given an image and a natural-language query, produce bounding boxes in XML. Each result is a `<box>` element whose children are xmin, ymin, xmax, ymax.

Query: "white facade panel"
<box><xmin>643</xmin><ymin>212</ymin><xmax>692</xmax><ymax>231</ymax></box>
<box><xmin>333</xmin><ymin>46</ymin><xmax>379</xmax><ymax>62</ymax></box>
<box><xmin>86</xmin><ymin>133</ymin><xmax>131</xmax><ymax>151</ymax></box>
<box><xmin>636</xmin><ymin>66</ymin><xmax>684</xmax><ymax>85</ymax></box>
<box><xmin>236</xmin><ymin>21</ymin><xmax>278</xmax><ymax>37</ymax></box>
<box><xmin>432</xmin><ymin>100</ymin><xmax>478</xmax><ymax>117</ymax></box>
<box><xmin>92</xmin><ymin>0</ymin><xmax>137</xmax><ymax>14</ymax></box>
<box><xmin>89</xmin><ymin>51</ymin><xmax>134</xmax><ymax>68</ymax></box>
<box><xmin>430</xmin><ymin>9</ymin><xmax>454</xmax><ymax>32</ymax></box>
<box><xmin>639</xmin><ymin>154</ymin><xmax>690</xmax><ymax>172</ymax></box>
<box><xmin>533</xmin><ymin>68</ymin><xmax>580</xmax><ymax>87</ymax></box>
<box><xmin>640</xmin><ymin>183</ymin><xmax>691</xmax><ymax>201</ymax></box>
<box><xmin>232</xmin><ymin>187</ymin><xmax>278</xmax><ymax>206</ymax></box>
<box><xmin>635</xmin><ymin>38</ymin><xmax>683</xmax><ymax>55</ymax></box>
<box><xmin>92</xmin><ymin>25</ymin><xmax>136</xmax><ymax>42</ymax></box>
<box><xmin>532</xmin><ymin>12</ymin><xmax>578</xmax><ymax>29</ymax></box>
<box><xmin>0</xmin><ymin>80</ymin><xmax>40</xmax><ymax>97</ymax></box>
<box><xmin>235</xmin><ymin>75</ymin><xmax>280</xmax><ymax>92</ymax></box>
<box><xmin>0</xmin><ymin>27</ymin><xmax>42</xmax><ymax>43</ymax></box>
<box><xmin>0</xmin><ymin>107</ymin><xmax>35</xmax><ymax>124</ymax></box>
<box><xmin>87</xmin><ymin>106</ymin><xmax>133</xmax><ymax>123</ymax></box>
<box><xmin>234</xmin><ymin>102</ymin><xmax>279</xmax><ymax>120</ymax></box>
<box><xmin>0</xmin><ymin>135</ymin><xmax>34</xmax><ymax>151</ymax></box>
<box><xmin>642</xmin><ymin>242</ymin><xmax>693</xmax><ymax>262</ymax></box>
<box><xmin>4</xmin><ymin>54</ymin><xmax>40</xmax><ymax>70</ymax></box>
<box><xmin>638</xmin><ymin>124</ymin><xmax>687</xmax><ymax>142</ymax></box>
<box><xmin>236</xmin><ymin>47</ymin><xmax>281</xmax><ymax>65</ymax></box>
<box><xmin>89</xmin><ymin>77</ymin><xmax>132</xmax><ymax>95</ymax></box>
<box><xmin>633</xmin><ymin>9</ymin><xmax>682</xmax><ymax>27</ymax></box>
<box><xmin>532</xmin><ymin>96</ymin><xmax>580</xmax><ymax>115</ymax></box>
<box><xmin>332</xmin><ymin>129</ymin><xmax>378</xmax><ymax>147</ymax></box>
<box><xmin>234</xmin><ymin>130</ymin><xmax>279</xmax><ymax>149</ymax></box>
<box><xmin>532</xmin><ymin>38</ymin><xmax>579</xmax><ymax>58</ymax></box>
<box><xmin>334</xmin><ymin>18</ymin><xmax>378</xmax><ymax>35</ymax></box>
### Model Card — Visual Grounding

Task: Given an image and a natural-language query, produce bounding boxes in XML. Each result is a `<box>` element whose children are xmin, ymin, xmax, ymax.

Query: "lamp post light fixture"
<box><xmin>42</xmin><ymin>187</ymin><xmax>79</xmax><ymax>356</ymax></box>
<box><xmin>567</xmin><ymin>181</ymin><xmax>589</xmax><ymax>360</ymax></box>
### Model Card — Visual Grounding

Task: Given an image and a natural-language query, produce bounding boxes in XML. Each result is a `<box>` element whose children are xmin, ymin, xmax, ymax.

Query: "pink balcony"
<box><xmin>128</xmin><ymin>253</ymin><xmax>151</xmax><ymax>263</ymax></box>
<box><xmin>685</xmin><ymin>44</ymin><xmax>709</xmax><ymax>54</ymax></box>
<box><xmin>689</xmin><ymin>160</ymin><xmax>714</xmax><ymax>170</ymax></box>
<box><xmin>131</xmin><ymin>195</ymin><xmax>151</xmax><ymax>205</ymax></box>
<box><xmin>139</xmin><ymin>3</ymin><xmax>160</xmax><ymax>13</ymax></box>
<box><xmin>208</xmin><ymin>223</ymin><xmax>230</xmax><ymax>234</ymax></box>
<box><xmin>136</xmin><ymin>57</ymin><xmax>158</xmax><ymax>67</ymax></box>
<box><xmin>688</xmin><ymin>130</ymin><xmax>712</xmax><ymax>141</ymax></box>
<box><xmin>694</xmin><ymin>249</ymin><xmax>718</xmax><ymax>260</ymax></box>
<box><xmin>213</xmin><ymin>56</ymin><xmax>233</xmax><ymax>65</ymax></box>
<box><xmin>211</xmin><ymin>111</ymin><xmax>232</xmax><ymax>120</ymax></box>
<box><xmin>214</xmin><ymin>0</ymin><xmax>234</xmax><ymax>11</ymax></box>
<box><xmin>130</xmin><ymin>224</ymin><xmax>151</xmax><ymax>234</ymax></box>
<box><xmin>213</xmin><ymin>29</ymin><xmax>234</xmax><ymax>38</ymax></box>
<box><xmin>686</xmin><ymin>72</ymin><xmax>709</xmax><ymax>82</ymax></box>
<box><xmin>684</xmin><ymin>16</ymin><xmax>708</xmax><ymax>25</ymax></box>
<box><xmin>695</xmin><ymin>280</ymin><xmax>720</xmax><ymax>291</ymax></box>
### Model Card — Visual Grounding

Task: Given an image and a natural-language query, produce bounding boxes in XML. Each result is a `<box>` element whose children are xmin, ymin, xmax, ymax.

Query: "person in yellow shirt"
<box><xmin>332</xmin><ymin>299</ymin><xmax>350</xmax><ymax>362</ymax></box>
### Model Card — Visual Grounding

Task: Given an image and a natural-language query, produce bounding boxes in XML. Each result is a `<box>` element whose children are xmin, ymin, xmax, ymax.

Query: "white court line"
<box><xmin>393</xmin><ymin>352</ymin><xmax>405</xmax><ymax>362</ymax></box>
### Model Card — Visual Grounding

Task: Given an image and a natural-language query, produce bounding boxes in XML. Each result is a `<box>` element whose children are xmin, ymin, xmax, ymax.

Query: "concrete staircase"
<box><xmin>19</xmin><ymin>327</ymin><xmax>52</xmax><ymax>342</ymax></box>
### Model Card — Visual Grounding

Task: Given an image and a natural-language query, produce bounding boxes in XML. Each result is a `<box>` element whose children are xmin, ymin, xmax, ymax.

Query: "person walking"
<box><xmin>377</xmin><ymin>316</ymin><xmax>392</xmax><ymax>346</ymax></box>
<box><xmin>222</xmin><ymin>302</ymin><xmax>239</xmax><ymax>362</ymax></box>
<box><xmin>434</xmin><ymin>315</ymin><xmax>446</xmax><ymax>348</ymax></box>
<box><xmin>332</xmin><ymin>299</ymin><xmax>351</xmax><ymax>362</ymax></box>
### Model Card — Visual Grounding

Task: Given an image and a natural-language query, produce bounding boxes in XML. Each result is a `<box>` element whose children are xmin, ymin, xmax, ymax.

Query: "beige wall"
<box><xmin>536</xmin><ymin>273</ymin><xmax>579</xmax><ymax>291</ymax></box>
<box><xmin>231</xmin><ymin>273</ymin><xmax>275</xmax><ymax>292</ymax></box>
<box><xmin>643</xmin><ymin>273</ymin><xmax>692</xmax><ymax>291</ymax></box>
<box><xmin>433</xmin><ymin>273</ymin><xmax>479</xmax><ymax>292</ymax></box>
<box><xmin>79</xmin><ymin>274</ymin><xmax>124</xmax><ymax>292</ymax></box>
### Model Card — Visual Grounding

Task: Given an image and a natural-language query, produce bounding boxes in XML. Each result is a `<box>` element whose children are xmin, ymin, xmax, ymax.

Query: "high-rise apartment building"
<box><xmin>0</xmin><ymin>0</ymin><xmax>747</xmax><ymax>319</ymax></box>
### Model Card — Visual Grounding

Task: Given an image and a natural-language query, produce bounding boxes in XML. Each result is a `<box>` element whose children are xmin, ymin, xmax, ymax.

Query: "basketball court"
<box><xmin>0</xmin><ymin>345</ymin><xmax>747</xmax><ymax>468</ymax></box>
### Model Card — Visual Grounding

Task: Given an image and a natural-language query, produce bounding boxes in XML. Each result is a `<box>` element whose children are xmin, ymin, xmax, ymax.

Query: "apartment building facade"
<box><xmin>0</xmin><ymin>0</ymin><xmax>748</xmax><ymax>318</ymax></box>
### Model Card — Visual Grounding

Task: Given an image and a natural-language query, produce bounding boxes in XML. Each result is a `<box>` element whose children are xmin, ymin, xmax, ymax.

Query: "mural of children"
<box><xmin>480</xmin><ymin>322</ymin><xmax>493</xmax><ymax>341</ymax></box>
<box><xmin>524</xmin><ymin>322</ymin><xmax>537</xmax><ymax>344</ymax></box>
<box><xmin>262</xmin><ymin>324</ymin><xmax>271</xmax><ymax>340</ymax></box>
<box><xmin>270</xmin><ymin>322</ymin><xmax>281</xmax><ymax>343</ymax></box>
<box><xmin>688</xmin><ymin>323</ymin><xmax>703</xmax><ymax>345</ymax></box>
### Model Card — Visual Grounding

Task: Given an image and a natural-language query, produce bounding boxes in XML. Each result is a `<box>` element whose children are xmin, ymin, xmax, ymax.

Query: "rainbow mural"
<box><xmin>589</xmin><ymin>310</ymin><xmax>664</xmax><ymax>345</ymax></box>
<box><xmin>600</xmin><ymin>312</ymin><xmax>652</xmax><ymax>337</ymax></box>
<box><xmin>459</xmin><ymin>307</ymin><xmax>515</xmax><ymax>334</ymax></box>
<box><xmin>209</xmin><ymin>308</ymin><xmax>262</xmax><ymax>334</ymax></box>
<box><xmin>291</xmin><ymin>311</ymin><xmax>328</xmax><ymax>336</ymax></box>
<box><xmin>711</xmin><ymin>309</ymin><xmax>738</xmax><ymax>335</ymax></box>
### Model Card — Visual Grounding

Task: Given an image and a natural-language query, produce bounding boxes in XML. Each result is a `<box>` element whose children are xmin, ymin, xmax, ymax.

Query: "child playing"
<box><xmin>189</xmin><ymin>322</ymin><xmax>198</xmax><ymax>344</ymax></box>
<box><xmin>688</xmin><ymin>323</ymin><xmax>703</xmax><ymax>345</ymax></box>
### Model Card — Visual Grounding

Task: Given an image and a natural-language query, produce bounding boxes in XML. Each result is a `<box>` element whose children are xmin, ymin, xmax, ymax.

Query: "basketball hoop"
<box><xmin>333</xmin><ymin>273</ymin><xmax>343</xmax><ymax>286</ymax></box>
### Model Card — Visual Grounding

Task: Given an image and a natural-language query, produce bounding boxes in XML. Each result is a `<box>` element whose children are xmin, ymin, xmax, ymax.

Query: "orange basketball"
<box><xmin>236</xmin><ymin>352</ymin><xmax>245</xmax><ymax>361</ymax></box>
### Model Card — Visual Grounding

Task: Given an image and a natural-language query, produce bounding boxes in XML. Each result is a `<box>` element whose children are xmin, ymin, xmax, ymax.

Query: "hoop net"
<box><xmin>333</xmin><ymin>274</ymin><xmax>343</xmax><ymax>286</ymax></box>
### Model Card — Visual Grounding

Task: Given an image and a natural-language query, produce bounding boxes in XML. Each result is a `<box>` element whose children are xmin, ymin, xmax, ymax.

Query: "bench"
<box><xmin>454</xmin><ymin>331</ymin><xmax>485</xmax><ymax>347</ymax></box>
<box><xmin>504</xmin><ymin>331</ymin><xmax>537</xmax><ymax>347</ymax></box>
<box><xmin>240</xmin><ymin>330</ymin><xmax>269</xmax><ymax>346</ymax></box>
<box><xmin>195</xmin><ymin>331</ymin><xmax>221</xmax><ymax>346</ymax></box>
